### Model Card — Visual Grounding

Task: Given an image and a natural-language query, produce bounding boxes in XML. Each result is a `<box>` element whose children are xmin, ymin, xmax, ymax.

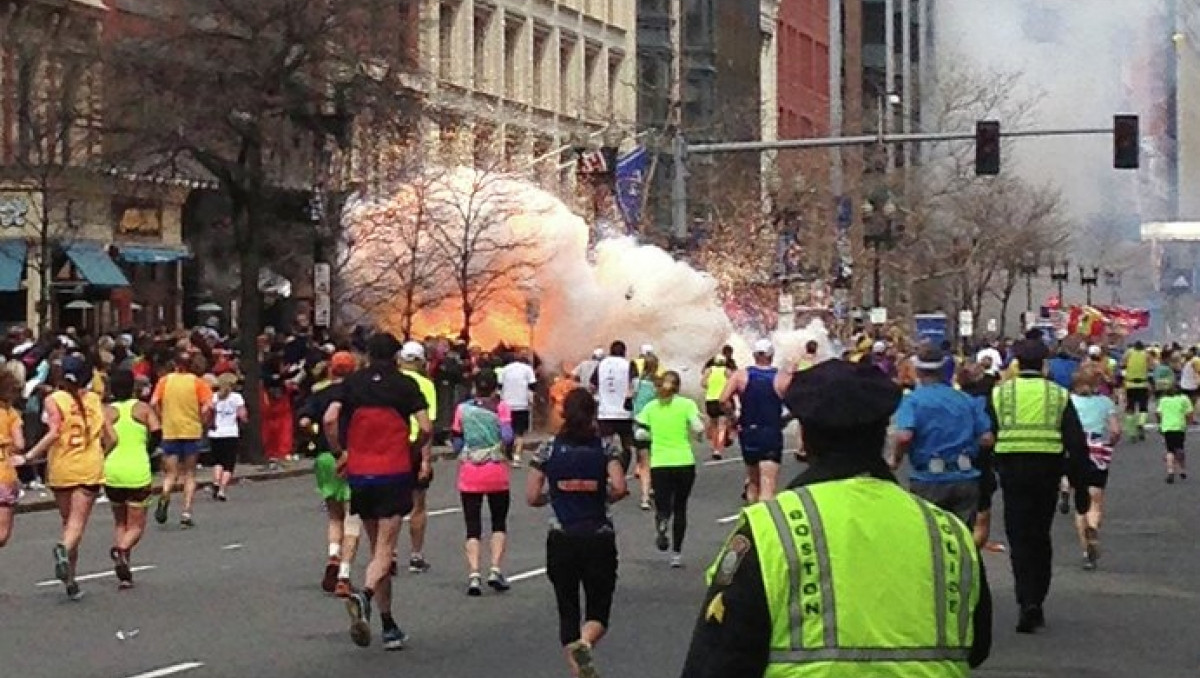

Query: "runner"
<box><xmin>634</xmin><ymin>370</ymin><xmax>702</xmax><ymax>568</ymax></box>
<box><xmin>630</xmin><ymin>353</ymin><xmax>660</xmax><ymax>510</ymax></box>
<box><xmin>0</xmin><ymin>370</ymin><xmax>24</xmax><ymax>548</ymax></box>
<box><xmin>700</xmin><ymin>355</ymin><xmax>730</xmax><ymax>460</ymax></box>
<box><xmin>399</xmin><ymin>341</ymin><xmax>438</xmax><ymax>573</ymax></box>
<box><xmin>451</xmin><ymin>370</ymin><xmax>514</xmax><ymax>596</ymax></box>
<box><xmin>499</xmin><ymin>349</ymin><xmax>536</xmax><ymax>468</ymax></box>
<box><xmin>102</xmin><ymin>369</ymin><xmax>161</xmax><ymax>589</ymax></box>
<box><xmin>208</xmin><ymin>373</ymin><xmax>246</xmax><ymax>501</ymax></box>
<box><xmin>590</xmin><ymin>341</ymin><xmax>638</xmax><ymax>472</ymax></box>
<box><xmin>300</xmin><ymin>351</ymin><xmax>360</xmax><ymax>596</ymax></box>
<box><xmin>15</xmin><ymin>355</ymin><xmax>115</xmax><ymax>600</ymax></box>
<box><xmin>1069</xmin><ymin>371</ymin><xmax>1121</xmax><ymax>570</ymax></box>
<box><xmin>1122</xmin><ymin>341</ymin><xmax>1151</xmax><ymax>441</ymax></box>
<box><xmin>572</xmin><ymin>348</ymin><xmax>604</xmax><ymax>394</ymax></box>
<box><xmin>721</xmin><ymin>339</ymin><xmax>788</xmax><ymax>503</ymax></box>
<box><xmin>151</xmin><ymin>350</ymin><xmax>214</xmax><ymax>528</ymax></box>
<box><xmin>324</xmin><ymin>333</ymin><xmax>432</xmax><ymax>651</ymax></box>
<box><xmin>1157</xmin><ymin>382</ymin><xmax>1193</xmax><ymax>484</ymax></box>
<box><xmin>527</xmin><ymin>388</ymin><xmax>628</xmax><ymax>678</ymax></box>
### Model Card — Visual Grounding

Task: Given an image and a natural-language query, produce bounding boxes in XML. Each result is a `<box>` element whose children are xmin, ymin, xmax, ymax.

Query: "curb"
<box><xmin>14</xmin><ymin>438</ymin><xmax>550</xmax><ymax>515</ymax></box>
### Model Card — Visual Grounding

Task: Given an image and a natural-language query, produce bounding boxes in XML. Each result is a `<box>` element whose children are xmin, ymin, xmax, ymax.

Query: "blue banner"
<box><xmin>914</xmin><ymin>313</ymin><xmax>948</xmax><ymax>346</ymax></box>
<box><xmin>614</xmin><ymin>145</ymin><xmax>649</xmax><ymax>233</ymax></box>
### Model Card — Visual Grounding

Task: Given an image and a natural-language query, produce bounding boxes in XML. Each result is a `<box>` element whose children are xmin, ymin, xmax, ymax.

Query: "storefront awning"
<box><xmin>65</xmin><ymin>244</ymin><xmax>130</xmax><ymax>288</ymax></box>
<box><xmin>0</xmin><ymin>240</ymin><xmax>26</xmax><ymax>292</ymax></box>
<box><xmin>117</xmin><ymin>244</ymin><xmax>191</xmax><ymax>264</ymax></box>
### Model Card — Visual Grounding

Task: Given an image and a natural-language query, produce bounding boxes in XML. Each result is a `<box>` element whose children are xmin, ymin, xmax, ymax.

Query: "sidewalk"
<box><xmin>14</xmin><ymin>434</ymin><xmax>552</xmax><ymax>515</ymax></box>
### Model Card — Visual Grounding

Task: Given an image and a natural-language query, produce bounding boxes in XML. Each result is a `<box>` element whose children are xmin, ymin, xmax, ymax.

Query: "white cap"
<box><xmin>399</xmin><ymin>341</ymin><xmax>426</xmax><ymax>361</ymax></box>
<box><xmin>592</xmin><ymin>348</ymin><xmax>605</xmax><ymax>359</ymax></box>
<box><xmin>1088</xmin><ymin>345</ymin><xmax>1102</xmax><ymax>357</ymax></box>
<box><xmin>872</xmin><ymin>341</ymin><xmax>887</xmax><ymax>354</ymax></box>
<box><xmin>752</xmin><ymin>338</ymin><xmax>774</xmax><ymax>355</ymax></box>
<box><xmin>640</xmin><ymin>343</ymin><xmax>654</xmax><ymax>355</ymax></box>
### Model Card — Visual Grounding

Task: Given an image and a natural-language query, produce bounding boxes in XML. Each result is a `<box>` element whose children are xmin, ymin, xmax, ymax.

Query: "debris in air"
<box><xmin>116</xmin><ymin>629</ymin><xmax>140</xmax><ymax>641</ymax></box>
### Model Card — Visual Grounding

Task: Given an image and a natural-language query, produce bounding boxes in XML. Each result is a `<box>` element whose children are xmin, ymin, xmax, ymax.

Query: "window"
<box><xmin>504</xmin><ymin>17</ymin><xmax>524</xmax><ymax>101</ymax></box>
<box><xmin>560</xmin><ymin>36</ymin><xmax>576</xmax><ymax>112</ymax></box>
<box><xmin>607</xmin><ymin>53</ymin><xmax>623</xmax><ymax>118</ymax></box>
<box><xmin>439</xmin><ymin>1</ymin><xmax>456</xmax><ymax>81</ymax></box>
<box><xmin>533</xmin><ymin>27</ymin><xmax>549</xmax><ymax>107</ymax></box>
<box><xmin>584</xmin><ymin>43</ymin><xmax>601</xmax><ymax>118</ymax></box>
<box><xmin>504</xmin><ymin>129</ymin><xmax>523</xmax><ymax>168</ymax></box>
<box><xmin>474</xmin><ymin>124</ymin><xmax>495</xmax><ymax>168</ymax></box>
<box><xmin>474</xmin><ymin>8</ymin><xmax>492</xmax><ymax>92</ymax></box>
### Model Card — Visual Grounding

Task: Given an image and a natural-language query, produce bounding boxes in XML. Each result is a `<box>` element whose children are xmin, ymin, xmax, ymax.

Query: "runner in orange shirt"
<box><xmin>151</xmin><ymin>351</ymin><xmax>214</xmax><ymax>528</ymax></box>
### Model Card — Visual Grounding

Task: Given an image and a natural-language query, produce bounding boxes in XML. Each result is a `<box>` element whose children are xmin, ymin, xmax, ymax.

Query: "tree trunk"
<box><xmin>998</xmin><ymin>293</ymin><xmax>1011</xmax><ymax>338</ymax></box>
<box><xmin>236</xmin><ymin>141</ymin><xmax>266</xmax><ymax>464</ymax></box>
<box><xmin>38</xmin><ymin>209</ymin><xmax>52</xmax><ymax>337</ymax></box>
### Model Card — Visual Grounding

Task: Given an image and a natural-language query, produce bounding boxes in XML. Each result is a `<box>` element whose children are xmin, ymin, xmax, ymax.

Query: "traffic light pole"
<box><xmin>670</xmin><ymin>125</ymin><xmax>1114</xmax><ymax>238</ymax></box>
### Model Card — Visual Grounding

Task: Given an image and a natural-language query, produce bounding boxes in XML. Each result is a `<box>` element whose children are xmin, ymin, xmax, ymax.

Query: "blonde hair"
<box><xmin>217</xmin><ymin>372</ymin><xmax>239</xmax><ymax>396</ymax></box>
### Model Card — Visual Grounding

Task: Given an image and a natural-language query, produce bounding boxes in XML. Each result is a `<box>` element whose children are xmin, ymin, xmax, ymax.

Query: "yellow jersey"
<box><xmin>152</xmin><ymin>372</ymin><xmax>213</xmax><ymax>440</ymax></box>
<box><xmin>46</xmin><ymin>390</ymin><xmax>105</xmax><ymax>489</ymax></box>
<box><xmin>0</xmin><ymin>406</ymin><xmax>21</xmax><ymax>486</ymax></box>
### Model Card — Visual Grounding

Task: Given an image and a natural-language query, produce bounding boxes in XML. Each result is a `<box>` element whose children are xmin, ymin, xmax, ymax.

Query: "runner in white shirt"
<box><xmin>499</xmin><ymin>352</ymin><xmax>538</xmax><ymax>467</ymax></box>
<box><xmin>208</xmin><ymin>373</ymin><xmax>247</xmax><ymax>501</ymax></box>
<box><xmin>590</xmin><ymin>340</ymin><xmax>639</xmax><ymax>471</ymax></box>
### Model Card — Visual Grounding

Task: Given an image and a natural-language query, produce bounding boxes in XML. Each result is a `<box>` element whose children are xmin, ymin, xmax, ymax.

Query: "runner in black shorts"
<box><xmin>325</xmin><ymin>333</ymin><xmax>432</xmax><ymax>652</ymax></box>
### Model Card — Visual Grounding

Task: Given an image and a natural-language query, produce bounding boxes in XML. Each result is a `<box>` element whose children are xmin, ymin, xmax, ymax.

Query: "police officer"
<box><xmin>988</xmin><ymin>337</ymin><xmax>1088</xmax><ymax>634</ymax></box>
<box><xmin>680</xmin><ymin>360</ymin><xmax>992</xmax><ymax>678</ymax></box>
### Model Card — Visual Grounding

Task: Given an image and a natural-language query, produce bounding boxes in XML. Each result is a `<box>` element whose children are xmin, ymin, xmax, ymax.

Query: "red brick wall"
<box><xmin>777</xmin><ymin>0</ymin><xmax>831</xmax><ymax>139</ymax></box>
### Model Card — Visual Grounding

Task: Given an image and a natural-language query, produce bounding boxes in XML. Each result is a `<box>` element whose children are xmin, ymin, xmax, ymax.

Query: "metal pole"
<box><xmin>884</xmin><ymin>0</ymin><xmax>896</xmax><ymax>171</ymax></box>
<box><xmin>873</xmin><ymin>241</ymin><xmax>882</xmax><ymax>309</ymax></box>
<box><xmin>671</xmin><ymin>133</ymin><xmax>688</xmax><ymax>239</ymax></box>
<box><xmin>1086</xmin><ymin>284</ymin><xmax>1092</xmax><ymax>306</ymax></box>
<box><xmin>687</xmin><ymin>126</ymin><xmax>1115</xmax><ymax>155</ymax></box>
<box><xmin>828</xmin><ymin>0</ymin><xmax>843</xmax><ymax>196</ymax></box>
<box><xmin>1026</xmin><ymin>274</ymin><xmax>1033</xmax><ymax>311</ymax></box>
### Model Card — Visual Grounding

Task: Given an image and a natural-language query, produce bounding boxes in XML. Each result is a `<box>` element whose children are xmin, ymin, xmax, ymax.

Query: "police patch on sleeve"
<box><xmin>712</xmin><ymin>534</ymin><xmax>752</xmax><ymax>587</ymax></box>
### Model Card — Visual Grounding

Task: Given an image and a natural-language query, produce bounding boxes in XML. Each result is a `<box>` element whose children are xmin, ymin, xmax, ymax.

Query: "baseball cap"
<box><xmin>753</xmin><ymin>338</ymin><xmax>774</xmax><ymax>355</ymax></box>
<box><xmin>913</xmin><ymin>345</ymin><xmax>946</xmax><ymax>371</ymax></box>
<box><xmin>872</xmin><ymin>340</ymin><xmax>887</xmax><ymax>354</ymax></box>
<box><xmin>330</xmin><ymin>351</ymin><xmax>358</xmax><ymax>377</ymax></box>
<box><xmin>640</xmin><ymin>344</ymin><xmax>654</xmax><ymax>355</ymax></box>
<box><xmin>61</xmin><ymin>355</ymin><xmax>90</xmax><ymax>384</ymax></box>
<box><xmin>1087</xmin><ymin>345</ymin><xmax>1102</xmax><ymax>357</ymax></box>
<box><xmin>592</xmin><ymin>348</ymin><xmax>605</xmax><ymax>359</ymax></box>
<box><xmin>399</xmin><ymin>340</ymin><xmax>426</xmax><ymax>362</ymax></box>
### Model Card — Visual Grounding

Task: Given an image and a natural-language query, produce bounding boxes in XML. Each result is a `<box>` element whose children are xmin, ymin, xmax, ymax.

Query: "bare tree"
<box><xmin>0</xmin><ymin>2</ymin><xmax>105</xmax><ymax>334</ymax></box>
<box><xmin>104</xmin><ymin>0</ymin><xmax>424</xmax><ymax>460</ymax></box>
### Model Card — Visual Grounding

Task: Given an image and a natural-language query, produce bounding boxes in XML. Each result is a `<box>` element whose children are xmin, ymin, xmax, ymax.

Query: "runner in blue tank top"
<box><xmin>719</xmin><ymin>339</ymin><xmax>787</xmax><ymax>502</ymax></box>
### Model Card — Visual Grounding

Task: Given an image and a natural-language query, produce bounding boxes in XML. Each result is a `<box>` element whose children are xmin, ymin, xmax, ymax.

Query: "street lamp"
<box><xmin>861</xmin><ymin>190</ymin><xmax>902</xmax><ymax>310</ymax></box>
<box><xmin>1103</xmin><ymin>270</ymin><xmax>1123</xmax><ymax>304</ymax></box>
<box><xmin>1049</xmin><ymin>259</ymin><xmax>1070</xmax><ymax>304</ymax></box>
<box><xmin>1078</xmin><ymin>265</ymin><xmax>1099</xmax><ymax>306</ymax></box>
<box><xmin>1019</xmin><ymin>256</ymin><xmax>1039</xmax><ymax>311</ymax></box>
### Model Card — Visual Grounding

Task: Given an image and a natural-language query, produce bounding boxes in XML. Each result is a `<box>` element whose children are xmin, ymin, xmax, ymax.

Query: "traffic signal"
<box><xmin>975</xmin><ymin>120</ymin><xmax>1000</xmax><ymax>175</ymax></box>
<box><xmin>1114</xmin><ymin>114</ymin><xmax>1139</xmax><ymax>169</ymax></box>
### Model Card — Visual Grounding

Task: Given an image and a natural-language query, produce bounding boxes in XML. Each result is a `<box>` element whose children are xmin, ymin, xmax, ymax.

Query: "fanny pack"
<box><xmin>460</xmin><ymin>444</ymin><xmax>507</xmax><ymax>465</ymax></box>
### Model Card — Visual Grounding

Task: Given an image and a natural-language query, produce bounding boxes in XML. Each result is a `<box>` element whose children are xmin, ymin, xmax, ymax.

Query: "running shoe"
<box><xmin>381</xmin><ymin>626</ymin><xmax>408</xmax><ymax>651</ymax></box>
<box><xmin>487</xmin><ymin>569</ymin><xmax>510</xmax><ymax>592</ymax></box>
<box><xmin>53</xmin><ymin>543</ymin><xmax>70</xmax><ymax>583</ymax></box>
<box><xmin>334</xmin><ymin>579</ymin><xmax>352</xmax><ymax>598</ymax></box>
<box><xmin>210</xmin><ymin>485</ymin><xmax>220</xmax><ymax>500</ymax></box>
<box><xmin>1084</xmin><ymin>527</ymin><xmax>1100</xmax><ymax>565</ymax></box>
<box><xmin>216</xmin><ymin>492</ymin><xmax>228</xmax><ymax>502</ymax></box>
<box><xmin>408</xmin><ymin>554</ymin><xmax>431</xmax><ymax>574</ymax></box>
<box><xmin>154</xmin><ymin>495</ymin><xmax>170</xmax><ymax>525</ymax></box>
<box><xmin>639</xmin><ymin>499</ymin><xmax>651</xmax><ymax>511</ymax></box>
<box><xmin>670</xmin><ymin>553</ymin><xmax>684</xmax><ymax>569</ymax></box>
<box><xmin>65</xmin><ymin>581</ymin><xmax>85</xmax><ymax>602</ymax></box>
<box><xmin>180</xmin><ymin>512</ymin><xmax>195</xmax><ymax>529</ymax></box>
<box><xmin>346</xmin><ymin>592</ymin><xmax>372</xmax><ymax>647</ymax></box>
<box><xmin>467</xmin><ymin>573</ymin><xmax>482</xmax><ymax>597</ymax></box>
<box><xmin>1081</xmin><ymin>555</ymin><xmax>1097</xmax><ymax>571</ymax></box>
<box><xmin>111</xmin><ymin>547</ymin><xmax>133</xmax><ymax>586</ymax></box>
<box><xmin>322</xmin><ymin>557</ymin><xmax>340</xmax><ymax>593</ymax></box>
<box><xmin>567</xmin><ymin>640</ymin><xmax>600</xmax><ymax>678</ymax></box>
<box><xmin>711</xmin><ymin>451</ymin><xmax>723</xmax><ymax>461</ymax></box>
<box><xmin>1056</xmin><ymin>491</ymin><xmax>1070</xmax><ymax>515</ymax></box>
<box><xmin>1182</xmin><ymin>472</ymin><xmax>1189</xmax><ymax>481</ymax></box>
<box><xmin>655</xmin><ymin>519</ymin><xmax>670</xmax><ymax>552</ymax></box>
<box><xmin>1167</xmin><ymin>473</ymin><xmax>1176</xmax><ymax>484</ymax></box>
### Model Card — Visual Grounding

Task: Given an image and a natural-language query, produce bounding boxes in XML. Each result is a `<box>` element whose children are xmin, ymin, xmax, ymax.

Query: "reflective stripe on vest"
<box><xmin>992</xmin><ymin>377</ymin><xmax>1066</xmax><ymax>454</ymax></box>
<box><xmin>742</xmin><ymin>479</ymin><xmax>978</xmax><ymax>676</ymax></box>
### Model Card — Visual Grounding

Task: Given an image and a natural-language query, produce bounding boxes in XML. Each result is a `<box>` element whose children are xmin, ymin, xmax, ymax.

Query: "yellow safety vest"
<box><xmin>991</xmin><ymin>376</ymin><xmax>1067</xmax><ymax>454</ymax></box>
<box><xmin>728</xmin><ymin>478</ymin><xmax>979</xmax><ymax>678</ymax></box>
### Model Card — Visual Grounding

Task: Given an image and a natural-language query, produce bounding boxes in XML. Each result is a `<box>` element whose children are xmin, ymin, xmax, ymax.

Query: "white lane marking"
<box><xmin>508</xmin><ymin>567</ymin><xmax>547</xmax><ymax>583</ymax></box>
<box><xmin>124</xmin><ymin>662</ymin><xmax>205</xmax><ymax>678</ymax></box>
<box><xmin>36</xmin><ymin>565</ymin><xmax>156</xmax><ymax>587</ymax></box>
<box><xmin>403</xmin><ymin>506</ymin><xmax>462</xmax><ymax>522</ymax></box>
<box><xmin>716</xmin><ymin>514</ymin><xmax>741</xmax><ymax>525</ymax></box>
<box><xmin>221</xmin><ymin>544</ymin><xmax>243</xmax><ymax>551</ymax></box>
<box><xmin>703</xmin><ymin>456</ymin><xmax>743</xmax><ymax>467</ymax></box>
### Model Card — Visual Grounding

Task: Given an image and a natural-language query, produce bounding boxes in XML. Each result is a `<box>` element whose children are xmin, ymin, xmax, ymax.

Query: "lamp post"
<box><xmin>1078</xmin><ymin>265</ymin><xmax>1099</xmax><ymax>306</ymax></box>
<box><xmin>1019</xmin><ymin>257</ymin><xmax>1039</xmax><ymax>311</ymax></box>
<box><xmin>1049</xmin><ymin>259</ymin><xmax>1070</xmax><ymax>304</ymax></box>
<box><xmin>1104</xmin><ymin>270</ymin><xmax>1123</xmax><ymax>304</ymax></box>
<box><xmin>861</xmin><ymin>190</ymin><xmax>902</xmax><ymax>310</ymax></box>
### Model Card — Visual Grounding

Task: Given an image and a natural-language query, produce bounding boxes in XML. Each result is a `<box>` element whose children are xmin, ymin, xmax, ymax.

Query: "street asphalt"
<box><xmin>2</xmin><ymin>433</ymin><xmax>1198</xmax><ymax>678</ymax></box>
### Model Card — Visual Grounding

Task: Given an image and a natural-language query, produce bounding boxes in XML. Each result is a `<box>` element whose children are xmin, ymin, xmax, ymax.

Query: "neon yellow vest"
<box><xmin>1124</xmin><ymin>349</ymin><xmax>1148</xmax><ymax>384</ymax></box>
<box><xmin>991</xmin><ymin>377</ymin><xmax>1067</xmax><ymax>453</ymax></box>
<box><xmin>726</xmin><ymin>478</ymin><xmax>978</xmax><ymax>678</ymax></box>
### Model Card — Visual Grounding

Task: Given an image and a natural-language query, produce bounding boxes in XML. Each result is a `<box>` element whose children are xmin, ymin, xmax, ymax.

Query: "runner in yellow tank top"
<box><xmin>701</xmin><ymin>356</ymin><xmax>731</xmax><ymax>458</ymax></box>
<box><xmin>16</xmin><ymin>355</ymin><xmax>116</xmax><ymax>600</ymax></box>
<box><xmin>0</xmin><ymin>370</ymin><xmax>26</xmax><ymax>550</ymax></box>
<box><xmin>103</xmin><ymin>370</ymin><xmax>161</xmax><ymax>589</ymax></box>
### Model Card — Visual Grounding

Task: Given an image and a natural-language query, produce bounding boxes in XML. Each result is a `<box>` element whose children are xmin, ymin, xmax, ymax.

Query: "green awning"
<box><xmin>65</xmin><ymin>244</ymin><xmax>130</xmax><ymax>287</ymax></box>
<box><xmin>0</xmin><ymin>240</ymin><xmax>26</xmax><ymax>292</ymax></box>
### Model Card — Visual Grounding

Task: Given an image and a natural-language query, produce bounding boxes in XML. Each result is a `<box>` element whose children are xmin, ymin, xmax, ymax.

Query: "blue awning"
<box><xmin>0</xmin><ymin>240</ymin><xmax>26</xmax><ymax>292</ymax></box>
<box><xmin>65</xmin><ymin>244</ymin><xmax>130</xmax><ymax>287</ymax></box>
<box><xmin>116</xmin><ymin>244</ymin><xmax>191</xmax><ymax>264</ymax></box>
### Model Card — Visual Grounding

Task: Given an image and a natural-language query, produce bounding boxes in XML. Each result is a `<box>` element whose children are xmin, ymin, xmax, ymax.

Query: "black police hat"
<box><xmin>784</xmin><ymin>359</ymin><xmax>902</xmax><ymax>430</ymax></box>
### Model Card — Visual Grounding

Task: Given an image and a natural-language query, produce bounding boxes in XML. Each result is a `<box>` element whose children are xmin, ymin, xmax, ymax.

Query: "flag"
<box><xmin>614</xmin><ymin>145</ymin><xmax>649</xmax><ymax>232</ymax></box>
